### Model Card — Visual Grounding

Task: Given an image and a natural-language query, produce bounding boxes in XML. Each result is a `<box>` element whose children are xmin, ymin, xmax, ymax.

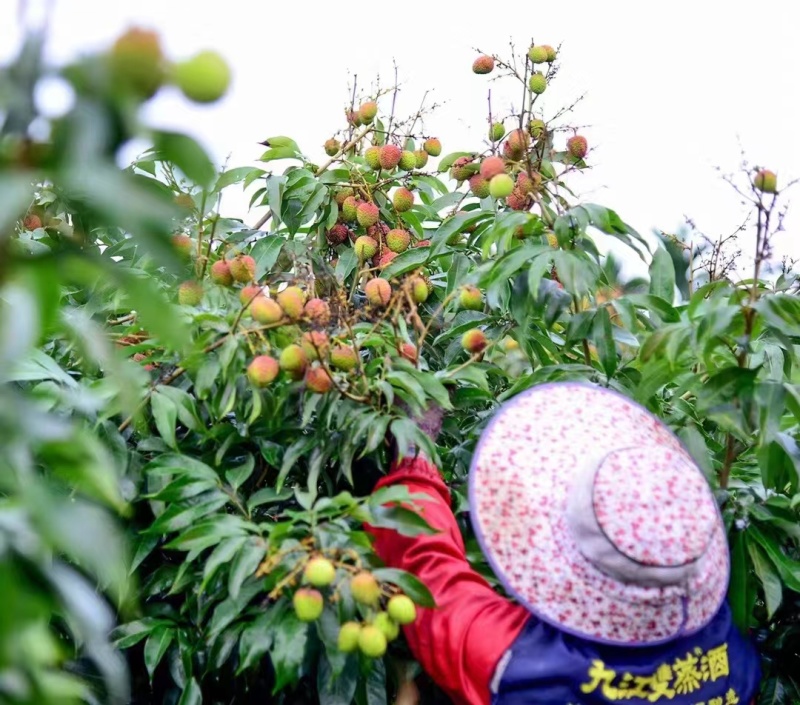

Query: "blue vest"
<box><xmin>492</xmin><ymin>604</ymin><xmax>760</xmax><ymax>705</ymax></box>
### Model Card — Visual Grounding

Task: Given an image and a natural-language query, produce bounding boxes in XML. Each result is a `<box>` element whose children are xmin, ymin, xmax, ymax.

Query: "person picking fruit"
<box><xmin>368</xmin><ymin>382</ymin><xmax>761</xmax><ymax>705</ymax></box>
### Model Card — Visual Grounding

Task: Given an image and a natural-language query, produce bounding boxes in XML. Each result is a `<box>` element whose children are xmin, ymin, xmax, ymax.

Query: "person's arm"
<box><xmin>367</xmin><ymin>455</ymin><xmax>530</xmax><ymax>705</ymax></box>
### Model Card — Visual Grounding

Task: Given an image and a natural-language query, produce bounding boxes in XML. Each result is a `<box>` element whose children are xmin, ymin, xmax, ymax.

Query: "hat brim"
<box><xmin>468</xmin><ymin>382</ymin><xmax>729</xmax><ymax>646</ymax></box>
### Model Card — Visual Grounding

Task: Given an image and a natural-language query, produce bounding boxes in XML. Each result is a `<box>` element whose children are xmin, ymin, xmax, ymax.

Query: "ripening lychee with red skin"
<box><xmin>386</xmin><ymin>229</ymin><xmax>411</xmax><ymax>253</ymax></box>
<box><xmin>364</xmin><ymin>146</ymin><xmax>381</xmax><ymax>170</ymax></box>
<box><xmin>354</xmin><ymin>236</ymin><xmax>378</xmax><ymax>260</ymax></box>
<box><xmin>399</xmin><ymin>150</ymin><xmax>417</xmax><ymax>171</ymax></box>
<box><xmin>414</xmin><ymin>239</ymin><xmax>431</xmax><ymax>248</ymax></box>
<box><xmin>293</xmin><ymin>588</ymin><xmax>324</xmax><ymax>622</ymax></box>
<box><xmin>365</xmin><ymin>277</ymin><xmax>392</xmax><ymax>306</ymax></box>
<box><xmin>22</xmin><ymin>214</ymin><xmax>43</xmax><ymax>230</ymax></box>
<box><xmin>450</xmin><ymin>156</ymin><xmax>475</xmax><ymax>182</ymax></box>
<box><xmin>505</xmin><ymin>129</ymin><xmax>530</xmax><ymax>160</ymax></box>
<box><xmin>399</xmin><ymin>342</ymin><xmax>418</xmax><ymax>363</ymax></box>
<box><xmin>507</xmin><ymin>189</ymin><xmax>530</xmax><ymax>211</ymax></box>
<box><xmin>542</xmin><ymin>45</ymin><xmax>558</xmax><ymax>62</ymax></box>
<box><xmin>472</xmin><ymin>55</ymin><xmax>495</xmax><ymax>74</ymax></box>
<box><xmin>378</xmin><ymin>251</ymin><xmax>398</xmax><ymax>269</ymax></box>
<box><xmin>356</xmin><ymin>202</ymin><xmax>380</xmax><ymax>228</ymax></box>
<box><xmin>304</xmin><ymin>298</ymin><xmax>331</xmax><ymax>326</ymax></box>
<box><xmin>341</xmin><ymin>196</ymin><xmax>359</xmax><ymax>222</ymax></box>
<box><xmin>346</xmin><ymin>109</ymin><xmax>361</xmax><ymax>127</ymax></box>
<box><xmin>754</xmin><ymin>169</ymin><xmax>778</xmax><ymax>194</ymax></box>
<box><xmin>480</xmin><ymin>155</ymin><xmax>506</xmax><ymax>180</ymax></box>
<box><xmin>280</xmin><ymin>344</ymin><xmax>308</xmax><ymax>377</ymax></box>
<box><xmin>247</xmin><ymin>355</ymin><xmax>280</xmax><ymax>387</ymax></box>
<box><xmin>324</xmin><ymin>138</ymin><xmax>340</xmax><ymax>157</ymax></box>
<box><xmin>414</xmin><ymin>150</ymin><xmax>429</xmax><ymax>168</ymax></box>
<box><xmin>367</xmin><ymin>222</ymin><xmax>390</xmax><ymax>242</ymax></box>
<box><xmin>379</xmin><ymin>144</ymin><xmax>402</xmax><ymax>170</ymax></box>
<box><xmin>350</xmin><ymin>571</ymin><xmax>380</xmax><ymax>605</ymax></box>
<box><xmin>305</xmin><ymin>366</ymin><xmax>333</xmax><ymax>394</ymax></box>
<box><xmin>409</xmin><ymin>276</ymin><xmax>429</xmax><ymax>303</ymax></box>
<box><xmin>359</xmin><ymin>101</ymin><xmax>378</xmax><ymax>124</ymax></box>
<box><xmin>178</xmin><ymin>280</ymin><xmax>203</xmax><ymax>306</ymax></box>
<box><xmin>459</xmin><ymin>285</ymin><xmax>483</xmax><ymax>311</ymax></box>
<box><xmin>567</xmin><ymin>135</ymin><xmax>588</xmax><ymax>160</ymax></box>
<box><xmin>393</xmin><ymin>187</ymin><xmax>414</xmax><ymax>212</ymax></box>
<box><xmin>469</xmin><ymin>174</ymin><xmax>491</xmax><ymax>199</ymax></box>
<box><xmin>209</xmin><ymin>259</ymin><xmax>232</xmax><ymax>286</ymax></box>
<box><xmin>251</xmin><ymin>296</ymin><xmax>283</xmax><ymax>324</ymax></box>
<box><xmin>331</xmin><ymin>345</ymin><xmax>358</xmax><ymax>371</ymax></box>
<box><xmin>239</xmin><ymin>285</ymin><xmax>263</xmax><ymax>305</ymax></box>
<box><xmin>172</xmin><ymin>234</ymin><xmax>193</xmax><ymax>259</ymax></box>
<box><xmin>516</xmin><ymin>171</ymin><xmax>541</xmax><ymax>194</ymax></box>
<box><xmin>529</xmin><ymin>72</ymin><xmax>547</xmax><ymax>95</ymax></box>
<box><xmin>109</xmin><ymin>27</ymin><xmax>165</xmax><ymax>98</ymax></box>
<box><xmin>326</xmin><ymin>223</ymin><xmax>350</xmax><ymax>246</ymax></box>
<box><xmin>301</xmin><ymin>330</ymin><xmax>330</xmax><ymax>361</ymax></box>
<box><xmin>277</xmin><ymin>286</ymin><xmax>306</xmax><ymax>320</ymax></box>
<box><xmin>462</xmin><ymin>328</ymin><xmax>487</xmax><ymax>353</ymax></box>
<box><xmin>229</xmin><ymin>255</ymin><xmax>256</xmax><ymax>283</ymax></box>
<box><xmin>423</xmin><ymin>138</ymin><xmax>441</xmax><ymax>157</ymax></box>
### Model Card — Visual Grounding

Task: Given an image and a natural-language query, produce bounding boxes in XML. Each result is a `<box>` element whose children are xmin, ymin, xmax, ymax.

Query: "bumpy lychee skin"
<box><xmin>172</xmin><ymin>234</ymin><xmax>194</xmax><ymax>259</ymax></box>
<box><xmin>178</xmin><ymin>280</ymin><xmax>203</xmax><ymax>306</ymax></box>
<box><xmin>279</xmin><ymin>344</ymin><xmax>308</xmax><ymax>377</ymax></box>
<box><xmin>356</xmin><ymin>202</ymin><xmax>380</xmax><ymax>228</ymax></box>
<box><xmin>331</xmin><ymin>345</ymin><xmax>358</xmax><ymax>371</ymax></box>
<box><xmin>173</xmin><ymin>50</ymin><xmax>231</xmax><ymax>104</ymax></box>
<box><xmin>229</xmin><ymin>255</ymin><xmax>256</xmax><ymax>283</ymax></box>
<box><xmin>304</xmin><ymin>298</ymin><xmax>331</xmax><ymax>326</ymax></box>
<box><xmin>301</xmin><ymin>331</ymin><xmax>329</xmax><ymax>361</ymax></box>
<box><xmin>251</xmin><ymin>296</ymin><xmax>283</xmax><ymax>324</ymax></box>
<box><xmin>377</xmin><ymin>251</ymin><xmax>398</xmax><ymax>269</ymax></box>
<box><xmin>109</xmin><ymin>27</ymin><xmax>165</xmax><ymax>98</ymax></box>
<box><xmin>472</xmin><ymin>55</ymin><xmax>495</xmax><ymax>74</ymax></box>
<box><xmin>469</xmin><ymin>175</ymin><xmax>491</xmax><ymax>199</ymax></box>
<box><xmin>423</xmin><ymin>138</ymin><xmax>442</xmax><ymax>157</ymax></box>
<box><xmin>462</xmin><ymin>328</ymin><xmax>488</xmax><ymax>353</ymax></box>
<box><xmin>567</xmin><ymin>135</ymin><xmax>588</xmax><ymax>160</ymax></box>
<box><xmin>337</xmin><ymin>622</ymin><xmax>362</xmax><ymax>653</ymax></box>
<box><xmin>399</xmin><ymin>150</ymin><xmax>417</xmax><ymax>171</ymax></box>
<box><xmin>22</xmin><ymin>214</ymin><xmax>43</xmax><ymax>230</ymax></box>
<box><xmin>364</xmin><ymin>146</ymin><xmax>381</xmax><ymax>170</ymax></box>
<box><xmin>358</xmin><ymin>101</ymin><xmax>378</xmax><ymax>124</ymax></box>
<box><xmin>387</xmin><ymin>595</ymin><xmax>417</xmax><ymax>625</ymax></box>
<box><xmin>528</xmin><ymin>118</ymin><xmax>546</xmax><ymax>139</ymax></box>
<box><xmin>334</xmin><ymin>187</ymin><xmax>354</xmax><ymax>205</ymax></box>
<box><xmin>528</xmin><ymin>45</ymin><xmax>549</xmax><ymax>64</ymax></box>
<box><xmin>293</xmin><ymin>588</ymin><xmax>323</xmax><ymax>622</ymax></box>
<box><xmin>358</xmin><ymin>626</ymin><xmax>387</xmax><ymax>658</ymax></box>
<box><xmin>480</xmin><ymin>155</ymin><xmax>506</xmax><ymax>180</ymax></box>
<box><xmin>304</xmin><ymin>557</ymin><xmax>336</xmax><ymax>587</ymax></box>
<box><xmin>542</xmin><ymin>45</ymin><xmax>558</xmax><ymax>62</ymax></box>
<box><xmin>409</xmin><ymin>276</ymin><xmax>429</xmax><ymax>303</ymax></box>
<box><xmin>516</xmin><ymin>171</ymin><xmax>540</xmax><ymax>194</ymax></box>
<box><xmin>379</xmin><ymin>144</ymin><xmax>402</xmax><ymax>170</ymax></box>
<box><xmin>754</xmin><ymin>169</ymin><xmax>777</xmax><ymax>194</ymax></box>
<box><xmin>489</xmin><ymin>174</ymin><xmax>515</xmax><ymax>199</ymax></box>
<box><xmin>326</xmin><ymin>223</ymin><xmax>350</xmax><ymax>246</ymax></box>
<box><xmin>529</xmin><ymin>72</ymin><xmax>547</xmax><ymax>95</ymax></box>
<box><xmin>277</xmin><ymin>286</ymin><xmax>306</xmax><ymax>320</ymax></box>
<box><xmin>239</xmin><ymin>285</ymin><xmax>263</xmax><ymax>305</ymax></box>
<box><xmin>209</xmin><ymin>259</ymin><xmax>232</xmax><ymax>286</ymax></box>
<box><xmin>505</xmin><ymin>129</ymin><xmax>530</xmax><ymax>160</ymax></box>
<box><xmin>341</xmin><ymin>196</ymin><xmax>359</xmax><ymax>222</ymax></box>
<box><xmin>399</xmin><ymin>342</ymin><xmax>418</xmax><ymax>363</ymax></box>
<box><xmin>374</xmin><ymin>612</ymin><xmax>400</xmax><ymax>641</ymax></box>
<box><xmin>345</xmin><ymin>109</ymin><xmax>361</xmax><ymax>127</ymax></box>
<box><xmin>247</xmin><ymin>355</ymin><xmax>280</xmax><ymax>387</ymax></box>
<box><xmin>450</xmin><ymin>156</ymin><xmax>475</xmax><ymax>182</ymax></box>
<box><xmin>490</xmin><ymin>122</ymin><xmax>506</xmax><ymax>141</ymax></box>
<box><xmin>414</xmin><ymin>149</ymin><xmax>429</xmax><ymax>168</ymax></box>
<box><xmin>367</xmin><ymin>221</ymin><xmax>390</xmax><ymax>241</ymax></box>
<box><xmin>459</xmin><ymin>285</ymin><xmax>483</xmax><ymax>311</ymax></box>
<box><xmin>324</xmin><ymin>138</ymin><xmax>340</xmax><ymax>157</ymax></box>
<box><xmin>506</xmin><ymin>189</ymin><xmax>529</xmax><ymax>211</ymax></box>
<box><xmin>354</xmin><ymin>236</ymin><xmax>379</xmax><ymax>260</ymax></box>
<box><xmin>350</xmin><ymin>571</ymin><xmax>380</xmax><ymax>606</ymax></box>
<box><xmin>393</xmin><ymin>187</ymin><xmax>414</xmax><ymax>212</ymax></box>
<box><xmin>305</xmin><ymin>366</ymin><xmax>333</xmax><ymax>394</ymax></box>
<box><xmin>365</xmin><ymin>277</ymin><xmax>392</xmax><ymax>306</ymax></box>
<box><xmin>386</xmin><ymin>229</ymin><xmax>411</xmax><ymax>253</ymax></box>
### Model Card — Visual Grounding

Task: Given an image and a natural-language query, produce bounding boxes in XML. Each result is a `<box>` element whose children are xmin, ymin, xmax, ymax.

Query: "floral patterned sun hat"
<box><xmin>469</xmin><ymin>382</ymin><xmax>729</xmax><ymax>646</ymax></box>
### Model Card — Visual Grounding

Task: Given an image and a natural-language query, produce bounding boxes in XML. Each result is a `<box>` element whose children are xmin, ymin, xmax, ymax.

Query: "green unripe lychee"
<box><xmin>399</xmin><ymin>150</ymin><xmax>417</xmax><ymax>171</ymax></box>
<box><xmin>365</xmin><ymin>146</ymin><xmax>381</xmax><ymax>170</ymax></box>
<box><xmin>409</xmin><ymin>276</ymin><xmax>429</xmax><ymax>303</ymax></box>
<box><xmin>754</xmin><ymin>169</ymin><xmax>777</xmax><ymax>194</ymax></box>
<box><xmin>365</xmin><ymin>277</ymin><xmax>392</xmax><ymax>306</ymax></box>
<box><xmin>354</xmin><ymin>236</ymin><xmax>379</xmax><ymax>260</ymax></box>
<box><xmin>229</xmin><ymin>255</ymin><xmax>256</xmax><ymax>283</ymax></box>
<box><xmin>469</xmin><ymin>175</ymin><xmax>490</xmax><ymax>199</ymax></box>
<box><xmin>373</xmin><ymin>612</ymin><xmax>400</xmax><ymax>642</ymax></box>
<box><xmin>210</xmin><ymin>259</ymin><xmax>233</xmax><ymax>286</ymax></box>
<box><xmin>386</xmin><ymin>229</ymin><xmax>411</xmax><ymax>253</ymax></box>
<box><xmin>337</xmin><ymin>622</ymin><xmax>362</xmax><ymax>653</ymax></box>
<box><xmin>331</xmin><ymin>345</ymin><xmax>358</xmax><ymax>371</ymax></box>
<box><xmin>247</xmin><ymin>355</ymin><xmax>279</xmax><ymax>387</ymax></box>
<box><xmin>459</xmin><ymin>285</ymin><xmax>483</xmax><ymax>311</ymax></box>
<box><xmin>472</xmin><ymin>55</ymin><xmax>495</xmax><ymax>74</ymax></box>
<box><xmin>173</xmin><ymin>50</ymin><xmax>231</xmax><ymax>104</ymax></box>
<box><xmin>359</xmin><ymin>101</ymin><xmax>378</xmax><ymax>124</ymax></box>
<box><xmin>528</xmin><ymin>45</ymin><xmax>549</xmax><ymax>64</ymax></box>
<box><xmin>490</xmin><ymin>122</ymin><xmax>505</xmax><ymax>141</ymax></box>
<box><xmin>178</xmin><ymin>280</ymin><xmax>203</xmax><ymax>306</ymax></box>
<box><xmin>356</xmin><ymin>202</ymin><xmax>380</xmax><ymax>228</ymax></box>
<box><xmin>277</xmin><ymin>286</ymin><xmax>306</xmax><ymax>320</ymax></box>
<box><xmin>393</xmin><ymin>187</ymin><xmax>414</xmax><ymax>212</ymax></box>
<box><xmin>172</xmin><ymin>234</ymin><xmax>194</xmax><ymax>259</ymax></box>
<box><xmin>414</xmin><ymin>150</ymin><xmax>429</xmax><ymax>168</ymax></box>
<box><xmin>489</xmin><ymin>174</ymin><xmax>514</xmax><ymax>199</ymax></box>
<box><xmin>342</xmin><ymin>196</ymin><xmax>359</xmax><ymax>222</ymax></box>
<box><xmin>480</xmin><ymin>155</ymin><xmax>506</xmax><ymax>180</ymax></box>
<box><xmin>529</xmin><ymin>72</ymin><xmax>547</xmax><ymax>95</ymax></box>
<box><xmin>350</xmin><ymin>571</ymin><xmax>380</xmax><ymax>606</ymax></box>
<box><xmin>387</xmin><ymin>595</ymin><xmax>417</xmax><ymax>625</ymax></box>
<box><xmin>528</xmin><ymin>119</ymin><xmax>546</xmax><ymax>138</ymax></box>
<box><xmin>567</xmin><ymin>135</ymin><xmax>588</xmax><ymax>160</ymax></box>
<box><xmin>109</xmin><ymin>27</ymin><xmax>165</xmax><ymax>98</ymax></box>
<box><xmin>358</xmin><ymin>625</ymin><xmax>387</xmax><ymax>658</ymax></box>
<box><xmin>293</xmin><ymin>588</ymin><xmax>323</xmax><ymax>622</ymax></box>
<box><xmin>379</xmin><ymin>144</ymin><xmax>402</xmax><ymax>170</ymax></box>
<box><xmin>279</xmin><ymin>344</ymin><xmax>308</xmax><ymax>377</ymax></box>
<box><xmin>251</xmin><ymin>296</ymin><xmax>283</xmax><ymax>324</ymax></box>
<box><xmin>423</xmin><ymin>138</ymin><xmax>442</xmax><ymax>157</ymax></box>
<box><xmin>324</xmin><ymin>138</ymin><xmax>340</xmax><ymax>157</ymax></box>
<box><xmin>462</xmin><ymin>328</ymin><xmax>488</xmax><ymax>353</ymax></box>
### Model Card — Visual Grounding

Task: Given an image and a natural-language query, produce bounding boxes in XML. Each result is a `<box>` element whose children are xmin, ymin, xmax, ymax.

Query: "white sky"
<box><xmin>3</xmin><ymin>0</ymin><xmax>799</xmax><ymax>279</ymax></box>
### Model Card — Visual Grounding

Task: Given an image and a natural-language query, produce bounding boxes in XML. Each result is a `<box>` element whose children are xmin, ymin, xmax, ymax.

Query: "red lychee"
<box><xmin>567</xmin><ymin>135</ymin><xmax>588</xmax><ymax>160</ymax></box>
<box><xmin>109</xmin><ymin>27</ymin><xmax>165</xmax><ymax>98</ymax></box>
<box><xmin>414</xmin><ymin>239</ymin><xmax>431</xmax><ymax>248</ymax></box>
<box><xmin>472</xmin><ymin>55</ymin><xmax>495</xmax><ymax>74</ymax></box>
<box><xmin>378</xmin><ymin>251</ymin><xmax>398</xmax><ymax>269</ymax></box>
<box><xmin>304</xmin><ymin>298</ymin><xmax>331</xmax><ymax>326</ymax></box>
<box><xmin>324</xmin><ymin>138</ymin><xmax>340</xmax><ymax>156</ymax></box>
<box><xmin>247</xmin><ymin>355</ymin><xmax>279</xmax><ymax>387</ymax></box>
<box><xmin>462</xmin><ymin>328</ymin><xmax>488</xmax><ymax>353</ymax></box>
<box><xmin>22</xmin><ymin>214</ymin><xmax>43</xmax><ymax>230</ymax></box>
<box><xmin>399</xmin><ymin>342</ymin><xmax>418</xmax><ymax>363</ymax></box>
<box><xmin>450</xmin><ymin>156</ymin><xmax>475</xmax><ymax>182</ymax></box>
<box><xmin>305</xmin><ymin>366</ymin><xmax>333</xmax><ymax>394</ymax></box>
<box><xmin>469</xmin><ymin>174</ymin><xmax>491</xmax><ymax>199</ymax></box>
<box><xmin>326</xmin><ymin>223</ymin><xmax>350</xmax><ymax>246</ymax></box>
<box><xmin>504</xmin><ymin>129</ymin><xmax>530</xmax><ymax>160</ymax></box>
<box><xmin>251</xmin><ymin>296</ymin><xmax>283</xmax><ymax>324</ymax></box>
<box><xmin>386</xmin><ymin>229</ymin><xmax>411</xmax><ymax>253</ymax></box>
<box><xmin>356</xmin><ymin>202</ymin><xmax>380</xmax><ymax>228</ymax></box>
<box><xmin>479</xmin><ymin>155</ymin><xmax>506</xmax><ymax>180</ymax></box>
<box><xmin>365</xmin><ymin>277</ymin><xmax>392</xmax><ymax>306</ymax></box>
<box><xmin>239</xmin><ymin>285</ymin><xmax>263</xmax><ymax>305</ymax></box>
<box><xmin>229</xmin><ymin>255</ymin><xmax>256</xmax><ymax>283</ymax></box>
<box><xmin>301</xmin><ymin>330</ymin><xmax>330</xmax><ymax>360</ymax></box>
<box><xmin>379</xmin><ymin>144</ymin><xmax>402</xmax><ymax>170</ymax></box>
<box><xmin>393</xmin><ymin>187</ymin><xmax>414</xmax><ymax>212</ymax></box>
<box><xmin>210</xmin><ymin>259</ymin><xmax>232</xmax><ymax>286</ymax></box>
<box><xmin>172</xmin><ymin>234</ymin><xmax>193</xmax><ymax>259</ymax></box>
<box><xmin>423</xmin><ymin>138</ymin><xmax>441</xmax><ymax>157</ymax></box>
<box><xmin>354</xmin><ymin>235</ymin><xmax>378</xmax><ymax>260</ymax></box>
<box><xmin>277</xmin><ymin>286</ymin><xmax>306</xmax><ymax>320</ymax></box>
<box><xmin>358</xmin><ymin>101</ymin><xmax>378</xmax><ymax>124</ymax></box>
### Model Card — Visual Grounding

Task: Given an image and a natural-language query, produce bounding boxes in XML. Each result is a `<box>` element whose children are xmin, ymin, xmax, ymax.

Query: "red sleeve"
<box><xmin>366</xmin><ymin>456</ymin><xmax>530</xmax><ymax>705</ymax></box>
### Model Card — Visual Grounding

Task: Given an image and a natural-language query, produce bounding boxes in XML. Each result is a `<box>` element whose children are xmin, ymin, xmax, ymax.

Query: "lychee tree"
<box><xmin>1</xmin><ymin>25</ymin><xmax>799</xmax><ymax>705</ymax></box>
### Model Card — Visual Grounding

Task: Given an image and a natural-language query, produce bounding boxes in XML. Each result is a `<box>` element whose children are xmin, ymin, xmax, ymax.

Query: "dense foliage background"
<box><xmin>1</xmin><ymin>26</ymin><xmax>799</xmax><ymax>705</ymax></box>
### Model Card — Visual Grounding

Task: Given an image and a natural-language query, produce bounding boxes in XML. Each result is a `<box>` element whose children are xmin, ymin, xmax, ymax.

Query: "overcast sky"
<box><xmin>2</xmin><ymin>0</ymin><xmax>799</xmax><ymax>279</ymax></box>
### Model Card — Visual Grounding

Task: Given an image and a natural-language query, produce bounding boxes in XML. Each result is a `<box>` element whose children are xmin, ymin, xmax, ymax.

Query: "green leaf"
<box><xmin>177</xmin><ymin>678</ymin><xmax>202</xmax><ymax>705</ymax></box>
<box><xmin>215</xmin><ymin>166</ymin><xmax>264</xmax><ymax>192</ymax></box>
<box><xmin>335</xmin><ymin>248</ymin><xmax>357</xmax><ymax>282</ymax></box>
<box><xmin>251</xmin><ymin>236</ymin><xmax>286</xmax><ymax>279</ymax></box>
<box><xmin>368</xmin><ymin>504</ymin><xmax>436</xmax><ymax>538</ymax></box>
<box><xmin>380</xmin><ymin>248</ymin><xmax>430</xmax><ymax>280</ymax></box>
<box><xmin>746</xmin><ymin>540</ymin><xmax>783</xmax><ymax>619</ymax></box>
<box><xmin>649</xmin><ymin>245</ymin><xmax>676</xmax><ymax>303</ymax></box>
<box><xmin>228</xmin><ymin>537</ymin><xmax>267</xmax><ymax>599</ymax></box>
<box><xmin>270</xmin><ymin>610</ymin><xmax>308</xmax><ymax>692</ymax></box>
<box><xmin>226</xmin><ymin>455</ymin><xmax>255</xmax><ymax>491</ymax></box>
<box><xmin>371</xmin><ymin>568</ymin><xmax>436</xmax><ymax>608</ymax></box>
<box><xmin>151</xmin><ymin>390</ymin><xmax>178</xmax><ymax>449</ymax></box>
<box><xmin>144</xmin><ymin>626</ymin><xmax>174</xmax><ymax>679</ymax></box>
<box><xmin>238</xmin><ymin>609</ymin><xmax>281</xmax><ymax>673</ymax></box>
<box><xmin>592</xmin><ymin>307</ymin><xmax>617</xmax><ymax>378</ymax></box>
<box><xmin>153</xmin><ymin>131</ymin><xmax>216</xmax><ymax>189</ymax></box>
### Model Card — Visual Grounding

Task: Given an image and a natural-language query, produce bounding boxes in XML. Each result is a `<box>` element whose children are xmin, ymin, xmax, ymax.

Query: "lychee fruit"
<box><xmin>324</xmin><ymin>138</ymin><xmax>340</xmax><ymax>157</ymax></box>
<box><xmin>378</xmin><ymin>251</ymin><xmax>398</xmax><ymax>269</ymax></box>
<box><xmin>567</xmin><ymin>135</ymin><xmax>588</xmax><ymax>160</ymax></box>
<box><xmin>423</xmin><ymin>138</ymin><xmax>442</xmax><ymax>157</ymax></box>
<box><xmin>542</xmin><ymin>45</ymin><xmax>558</xmax><ymax>62</ymax></box>
<box><xmin>450</xmin><ymin>156</ymin><xmax>475</xmax><ymax>182</ymax></box>
<box><xmin>279</xmin><ymin>344</ymin><xmax>308</xmax><ymax>377</ymax></box>
<box><xmin>399</xmin><ymin>150</ymin><xmax>417</xmax><ymax>171</ymax></box>
<box><xmin>178</xmin><ymin>280</ymin><xmax>203</xmax><ymax>306</ymax></box>
<box><xmin>489</xmin><ymin>174</ymin><xmax>514</xmax><ymax>199</ymax></box>
<box><xmin>358</xmin><ymin>626</ymin><xmax>387</xmax><ymax>658</ymax></box>
<box><xmin>399</xmin><ymin>342</ymin><xmax>418</xmax><ymax>363</ymax></box>
<box><xmin>529</xmin><ymin>72</ymin><xmax>547</xmax><ymax>95</ymax></box>
<box><xmin>109</xmin><ymin>27</ymin><xmax>165</xmax><ymax>98</ymax></box>
<box><xmin>503</xmin><ymin>130</ymin><xmax>530</xmax><ymax>161</ymax></box>
<box><xmin>516</xmin><ymin>171</ymin><xmax>540</xmax><ymax>194</ymax></box>
<box><xmin>528</xmin><ymin>45</ymin><xmax>549</xmax><ymax>64</ymax></box>
<box><xmin>350</xmin><ymin>571</ymin><xmax>380</xmax><ymax>606</ymax></box>
<box><xmin>247</xmin><ymin>355</ymin><xmax>279</xmax><ymax>387</ymax></box>
<box><xmin>301</xmin><ymin>330</ymin><xmax>330</xmax><ymax>360</ymax></box>
<box><xmin>239</xmin><ymin>285</ymin><xmax>263</xmax><ymax>305</ymax></box>
<box><xmin>546</xmin><ymin>231</ymin><xmax>559</xmax><ymax>248</ymax></box>
<box><xmin>409</xmin><ymin>276</ymin><xmax>429</xmax><ymax>303</ymax></box>
<box><xmin>393</xmin><ymin>187</ymin><xmax>414</xmax><ymax>212</ymax></box>
<box><xmin>414</xmin><ymin>150</ymin><xmax>429</xmax><ymax>168</ymax></box>
<box><xmin>459</xmin><ymin>285</ymin><xmax>483</xmax><ymax>311</ymax></box>
<box><xmin>172</xmin><ymin>234</ymin><xmax>193</xmax><ymax>259</ymax></box>
<box><xmin>469</xmin><ymin>175</ymin><xmax>491</xmax><ymax>199</ymax></box>
<box><xmin>359</xmin><ymin>101</ymin><xmax>378</xmax><ymax>124</ymax></box>
<box><xmin>480</xmin><ymin>155</ymin><xmax>506</xmax><ymax>180</ymax></box>
<box><xmin>304</xmin><ymin>298</ymin><xmax>331</xmax><ymax>326</ymax></box>
<box><xmin>365</xmin><ymin>277</ymin><xmax>392</xmax><ymax>306</ymax></box>
<box><xmin>326</xmin><ymin>223</ymin><xmax>350</xmax><ymax>246</ymax></box>
<box><xmin>293</xmin><ymin>588</ymin><xmax>323</xmax><ymax>622</ymax></box>
<box><xmin>277</xmin><ymin>286</ymin><xmax>306</xmax><ymax>320</ymax></box>
<box><xmin>506</xmin><ymin>189</ymin><xmax>529</xmax><ymax>211</ymax></box>
<box><xmin>462</xmin><ymin>328</ymin><xmax>488</xmax><ymax>353</ymax></box>
<box><xmin>251</xmin><ymin>296</ymin><xmax>284</xmax><ymax>324</ymax></box>
<box><xmin>472</xmin><ymin>55</ymin><xmax>495</xmax><ymax>74</ymax></box>
<box><xmin>386</xmin><ymin>229</ymin><xmax>411</xmax><ymax>253</ymax></box>
<box><xmin>754</xmin><ymin>169</ymin><xmax>777</xmax><ymax>194</ymax></box>
<box><xmin>334</xmin><ymin>187</ymin><xmax>354</xmax><ymax>205</ymax></box>
<box><xmin>490</xmin><ymin>122</ymin><xmax>505</xmax><ymax>141</ymax></box>
<box><xmin>367</xmin><ymin>222</ymin><xmax>390</xmax><ymax>242</ymax></box>
<box><xmin>356</xmin><ymin>202</ymin><xmax>380</xmax><ymax>228</ymax></box>
<box><xmin>364</xmin><ymin>146</ymin><xmax>381</xmax><ymax>170</ymax></box>
<box><xmin>379</xmin><ymin>144</ymin><xmax>402</xmax><ymax>170</ymax></box>
<box><xmin>229</xmin><ymin>255</ymin><xmax>256</xmax><ymax>283</ymax></box>
<box><xmin>528</xmin><ymin>119</ymin><xmax>546</xmax><ymax>138</ymax></box>
<box><xmin>22</xmin><ymin>214</ymin><xmax>43</xmax><ymax>230</ymax></box>
<box><xmin>354</xmin><ymin>235</ymin><xmax>379</xmax><ymax>260</ymax></box>
<box><xmin>374</xmin><ymin>612</ymin><xmax>400</xmax><ymax>642</ymax></box>
<box><xmin>345</xmin><ymin>109</ymin><xmax>361</xmax><ymax>127</ymax></box>
<box><xmin>341</xmin><ymin>196</ymin><xmax>359</xmax><ymax>222</ymax></box>
<box><xmin>387</xmin><ymin>595</ymin><xmax>417</xmax><ymax>625</ymax></box>
<box><xmin>331</xmin><ymin>345</ymin><xmax>358</xmax><ymax>371</ymax></box>
<box><xmin>305</xmin><ymin>366</ymin><xmax>333</xmax><ymax>394</ymax></box>
<box><xmin>337</xmin><ymin>622</ymin><xmax>361</xmax><ymax>653</ymax></box>
<box><xmin>173</xmin><ymin>50</ymin><xmax>231</xmax><ymax>104</ymax></box>
<box><xmin>209</xmin><ymin>259</ymin><xmax>232</xmax><ymax>286</ymax></box>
